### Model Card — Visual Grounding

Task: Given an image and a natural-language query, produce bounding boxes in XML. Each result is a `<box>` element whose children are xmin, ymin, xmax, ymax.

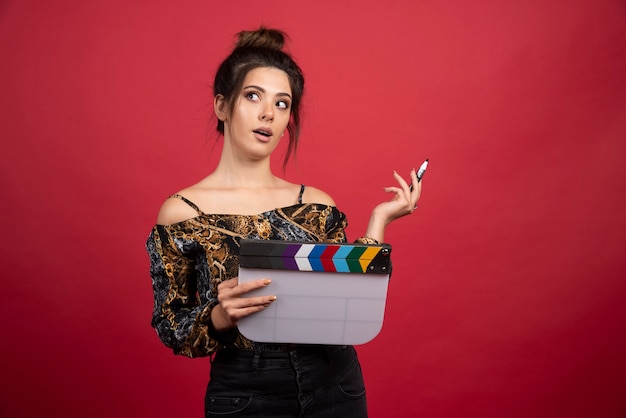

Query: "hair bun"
<box><xmin>235</xmin><ymin>27</ymin><xmax>286</xmax><ymax>51</ymax></box>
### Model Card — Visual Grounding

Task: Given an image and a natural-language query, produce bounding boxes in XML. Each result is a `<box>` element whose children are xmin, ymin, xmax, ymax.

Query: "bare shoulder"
<box><xmin>302</xmin><ymin>185</ymin><xmax>336</xmax><ymax>206</ymax></box>
<box><xmin>156</xmin><ymin>192</ymin><xmax>200</xmax><ymax>226</ymax></box>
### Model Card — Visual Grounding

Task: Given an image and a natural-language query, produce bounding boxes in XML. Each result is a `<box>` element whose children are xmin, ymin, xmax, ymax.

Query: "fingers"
<box><xmin>218</xmin><ymin>278</ymin><xmax>275</xmax><ymax>304</ymax></box>
<box><xmin>217</xmin><ymin>277</ymin><xmax>238</xmax><ymax>290</ymax></box>
<box><xmin>383</xmin><ymin>187</ymin><xmax>417</xmax><ymax>214</ymax></box>
<box><xmin>378</xmin><ymin>169</ymin><xmax>422</xmax><ymax>220</ymax></box>
<box><xmin>218</xmin><ymin>277</ymin><xmax>271</xmax><ymax>297</ymax></box>
<box><xmin>393</xmin><ymin>170</ymin><xmax>411</xmax><ymax>193</ymax></box>
<box><xmin>222</xmin><ymin>295</ymin><xmax>276</xmax><ymax>321</ymax></box>
<box><xmin>409</xmin><ymin>168</ymin><xmax>422</xmax><ymax>201</ymax></box>
<box><xmin>216</xmin><ymin>277</ymin><xmax>277</xmax><ymax>326</ymax></box>
<box><xmin>394</xmin><ymin>169</ymin><xmax>421</xmax><ymax>201</ymax></box>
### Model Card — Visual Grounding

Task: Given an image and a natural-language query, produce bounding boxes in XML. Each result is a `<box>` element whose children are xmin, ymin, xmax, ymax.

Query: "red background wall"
<box><xmin>1</xmin><ymin>1</ymin><xmax>625</xmax><ymax>417</ymax></box>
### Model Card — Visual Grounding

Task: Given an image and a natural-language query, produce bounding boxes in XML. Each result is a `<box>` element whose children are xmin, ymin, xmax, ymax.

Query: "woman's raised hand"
<box><xmin>364</xmin><ymin>169</ymin><xmax>422</xmax><ymax>243</ymax></box>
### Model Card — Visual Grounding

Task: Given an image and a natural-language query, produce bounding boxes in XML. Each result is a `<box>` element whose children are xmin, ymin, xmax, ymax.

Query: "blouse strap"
<box><xmin>170</xmin><ymin>194</ymin><xmax>205</xmax><ymax>215</ymax></box>
<box><xmin>297</xmin><ymin>184</ymin><xmax>306</xmax><ymax>204</ymax></box>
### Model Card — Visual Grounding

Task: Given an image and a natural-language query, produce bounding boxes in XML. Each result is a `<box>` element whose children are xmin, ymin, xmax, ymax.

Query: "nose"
<box><xmin>260</xmin><ymin>104</ymin><xmax>274</xmax><ymax>122</ymax></box>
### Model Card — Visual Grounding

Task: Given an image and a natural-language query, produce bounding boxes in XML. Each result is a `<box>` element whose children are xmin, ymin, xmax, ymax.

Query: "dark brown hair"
<box><xmin>213</xmin><ymin>27</ymin><xmax>305</xmax><ymax>167</ymax></box>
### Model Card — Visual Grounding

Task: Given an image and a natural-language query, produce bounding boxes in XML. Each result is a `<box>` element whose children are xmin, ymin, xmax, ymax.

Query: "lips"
<box><xmin>253</xmin><ymin>127</ymin><xmax>273</xmax><ymax>138</ymax></box>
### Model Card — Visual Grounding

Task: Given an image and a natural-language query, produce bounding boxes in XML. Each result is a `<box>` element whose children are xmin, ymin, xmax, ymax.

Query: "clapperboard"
<box><xmin>237</xmin><ymin>239</ymin><xmax>392</xmax><ymax>345</ymax></box>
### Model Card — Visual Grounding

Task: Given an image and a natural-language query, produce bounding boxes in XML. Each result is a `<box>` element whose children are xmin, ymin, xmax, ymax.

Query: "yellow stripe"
<box><xmin>358</xmin><ymin>247</ymin><xmax>381</xmax><ymax>272</ymax></box>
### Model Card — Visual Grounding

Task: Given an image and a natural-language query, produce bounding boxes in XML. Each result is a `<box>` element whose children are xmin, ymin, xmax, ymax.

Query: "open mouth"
<box><xmin>253</xmin><ymin>129</ymin><xmax>272</xmax><ymax>137</ymax></box>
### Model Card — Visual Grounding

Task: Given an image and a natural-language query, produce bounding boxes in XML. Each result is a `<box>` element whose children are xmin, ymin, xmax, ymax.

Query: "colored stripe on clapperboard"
<box><xmin>269</xmin><ymin>243</ymin><xmax>384</xmax><ymax>273</ymax></box>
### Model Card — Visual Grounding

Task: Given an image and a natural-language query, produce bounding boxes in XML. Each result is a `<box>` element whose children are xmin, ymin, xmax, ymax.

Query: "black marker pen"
<box><xmin>417</xmin><ymin>158</ymin><xmax>429</xmax><ymax>181</ymax></box>
<box><xmin>410</xmin><ymin>158</ymin><xmax>429</xmax><ymax>190</ymax></box>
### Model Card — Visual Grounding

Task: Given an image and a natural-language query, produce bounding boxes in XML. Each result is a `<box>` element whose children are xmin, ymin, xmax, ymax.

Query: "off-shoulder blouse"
<box><xmin>147</xmin><ymin>190</ymin><xmax>377</xmax><ymax>358</ymax></box>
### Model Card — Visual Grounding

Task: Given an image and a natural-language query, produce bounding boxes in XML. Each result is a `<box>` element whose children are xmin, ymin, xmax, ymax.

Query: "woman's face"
<box><xmin>222</xmin><ymin>66</ymin><xmax>292</xmax><ymax>161</ymax></box>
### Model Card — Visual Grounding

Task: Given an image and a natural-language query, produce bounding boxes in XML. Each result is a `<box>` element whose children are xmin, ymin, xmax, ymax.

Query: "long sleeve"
<box><xmin>146</xmin><ymin>225</ymin><xmax>219</xmax><ymax>358</ymax></box>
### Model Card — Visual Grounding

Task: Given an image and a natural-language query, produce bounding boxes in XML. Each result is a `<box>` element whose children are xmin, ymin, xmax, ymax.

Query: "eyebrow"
<box><xmin>243</xmin><ymin>85</ymin><xmax>292</xmax><ymax>99</ymax></box>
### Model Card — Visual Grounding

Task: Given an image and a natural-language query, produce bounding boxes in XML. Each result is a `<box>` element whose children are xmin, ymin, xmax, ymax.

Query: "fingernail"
<box><xmin>269</xmin><ymin>296</ymin><xmax>277</xmax><ymax>301</ymax></box>
<box><xmin>263</xmin><ymin>279</ymin><xmax>272</xmax><ymax>285</ymax></box>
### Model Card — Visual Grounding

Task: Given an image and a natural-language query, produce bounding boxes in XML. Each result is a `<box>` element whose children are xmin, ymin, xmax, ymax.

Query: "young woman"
<box><xmin>147</xmin><ymin>27</ymin><xmax>422</xmax><ymax>417</ymax></box>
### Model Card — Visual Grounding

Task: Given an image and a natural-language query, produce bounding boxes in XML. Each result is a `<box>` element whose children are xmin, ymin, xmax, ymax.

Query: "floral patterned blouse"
<box><xmin>146</xmin><ymin>186</ymin><xmax>376</xmax><ymax>358</ymax></box>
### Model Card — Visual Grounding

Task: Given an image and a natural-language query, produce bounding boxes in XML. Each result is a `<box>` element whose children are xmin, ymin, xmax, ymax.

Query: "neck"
<box><xmin>213</xmin><ymin>145</ymin><xmax>277</xmax><ymax>188</ymax></box>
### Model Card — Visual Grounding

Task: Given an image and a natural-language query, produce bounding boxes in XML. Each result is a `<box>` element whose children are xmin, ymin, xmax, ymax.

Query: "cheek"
<box><xmin>279</xmin><ymin>111</ymin><xmax>291</xmax><ymax>127</ymax></box>
<box><xmin>230</xmin><ymin>106</ymin><xmax>250</xmax><ymax>127</ymax></box>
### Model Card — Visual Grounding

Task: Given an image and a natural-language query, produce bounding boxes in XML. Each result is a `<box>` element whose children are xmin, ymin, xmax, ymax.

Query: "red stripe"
<box><xmin>320</xmin><ymin>245</ymin><xmax>340</xmax><ymax>272</ymax></box>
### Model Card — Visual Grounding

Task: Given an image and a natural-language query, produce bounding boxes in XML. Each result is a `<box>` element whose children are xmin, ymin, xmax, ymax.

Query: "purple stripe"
<box><xmin>282</xmin><ymin>244</ymin><xmax>301</xmax><ymax>270</ymax></box>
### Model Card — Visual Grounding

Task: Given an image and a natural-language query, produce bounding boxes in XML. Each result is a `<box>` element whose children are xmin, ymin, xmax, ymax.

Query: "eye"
<box><xmin>245</xmin><ymin>92</ymin><xmax>260</xmax><ymax>101</ymax></box>
<box><xmin>276</xmin><ymin>100</ymin><xmax>290</xmax><ymax>110</ymax></box>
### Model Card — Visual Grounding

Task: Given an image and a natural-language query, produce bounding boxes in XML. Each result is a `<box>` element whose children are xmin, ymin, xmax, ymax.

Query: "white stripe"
<box><xmin>295</xmin><ymin>244</ymin><xmax>315</xmax><ymax>271</ymax></box>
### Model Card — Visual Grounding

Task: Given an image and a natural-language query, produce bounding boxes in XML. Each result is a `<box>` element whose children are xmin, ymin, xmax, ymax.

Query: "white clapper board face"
<box><xmin>237</xmin><ymin>239</ymin><xmax>392</xmax><ymax>345</ymax></box>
